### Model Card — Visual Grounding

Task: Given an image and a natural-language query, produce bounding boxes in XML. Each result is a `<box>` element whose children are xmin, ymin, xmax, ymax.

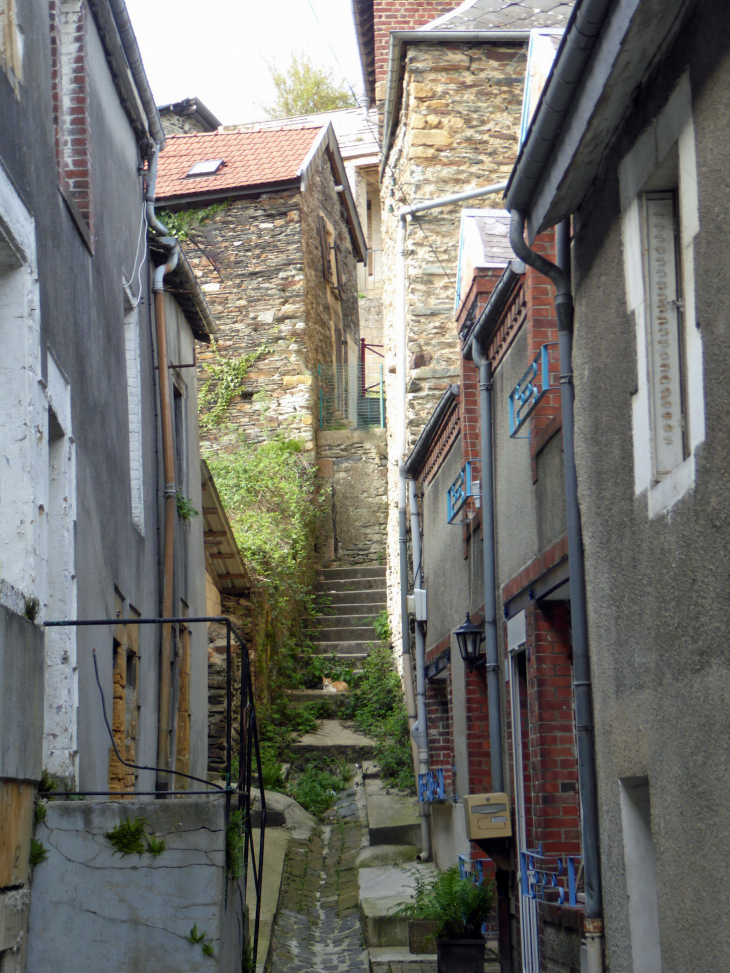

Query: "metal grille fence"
<box><xmin>318</xmin><ymin>363</ymin><xmax>385</xmax><ymax>430</ymax></box>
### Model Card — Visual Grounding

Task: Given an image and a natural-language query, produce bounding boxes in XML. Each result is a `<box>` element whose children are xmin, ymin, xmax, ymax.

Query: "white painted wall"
<box><xmin>620</xmin><ymin>72</ymin><xmax>703</xmax><ymax>518</ymax></box>
<box><xmin>619</xmin><ymin>777</ymin><xmax>663</xmax><ymax>973</ymax></box>
<box><xmin>0</xmin><ymin>159</ymin><xmax>44</xmax><ymax>606</ymax></box>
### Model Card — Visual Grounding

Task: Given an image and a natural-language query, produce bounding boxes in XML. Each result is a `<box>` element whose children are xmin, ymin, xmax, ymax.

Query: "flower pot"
<box><xmin>408</xmin><ymin>919</ymin><xmax>439</xmax><ymax>954</ymax></box>
<box><xmin>436</xmin><ymin>938</ymin><xmax>486</xmax><ymax>973</ymax></box>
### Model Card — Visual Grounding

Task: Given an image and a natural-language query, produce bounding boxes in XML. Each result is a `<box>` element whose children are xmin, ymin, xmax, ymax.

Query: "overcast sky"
<box><xmin>123</xmin><ymin>0</ymin><xmax>363</xmax><ymax>126</ymax></box>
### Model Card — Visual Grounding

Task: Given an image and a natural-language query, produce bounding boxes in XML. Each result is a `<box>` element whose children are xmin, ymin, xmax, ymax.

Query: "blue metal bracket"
<box><xmin>447</xmin><ymin>462</ymin><xmax>473</xmax><ymax>523</ymax></box>
<box><xmin>418</xmin><ymin>767</ymin><xmax>445</xmax><ymax>802</ymax></box>
<box><xmin>508</xmin><ymin>342</ymin><xmax>558</xmax><ymax>438</ymax></box>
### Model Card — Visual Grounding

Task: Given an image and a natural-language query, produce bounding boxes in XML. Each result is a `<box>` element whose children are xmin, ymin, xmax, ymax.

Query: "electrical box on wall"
<box><xmin>463</xmin><ymin>793</ymin><xmax>512</xmax><ymax>840</ymax></box>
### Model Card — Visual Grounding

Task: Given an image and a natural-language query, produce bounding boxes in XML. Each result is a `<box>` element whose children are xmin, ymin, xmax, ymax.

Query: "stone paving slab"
<box><xmin>268</xmin><ymin>785</ymin><xmax>370</xmax><ymax>973</ymax></box>
<box><xmin>292</xmin><ymin>720</ymin><xmax>376</xmax><ymax>760</ymax></box>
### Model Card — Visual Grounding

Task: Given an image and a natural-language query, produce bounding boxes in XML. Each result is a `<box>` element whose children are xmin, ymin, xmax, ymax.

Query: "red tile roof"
<box><xmin>155</xmin><ymin>128</ymin><xmax>322</xmax><ymax>200</ymax></box>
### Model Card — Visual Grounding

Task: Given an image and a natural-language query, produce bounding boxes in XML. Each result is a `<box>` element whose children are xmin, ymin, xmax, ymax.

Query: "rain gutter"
<box><xmin>505</xmin><ymin>0</ymin><xmax>613</xmax><ymax>220</ymax></box>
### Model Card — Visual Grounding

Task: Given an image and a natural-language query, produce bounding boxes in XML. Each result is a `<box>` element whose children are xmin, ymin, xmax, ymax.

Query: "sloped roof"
<box><xmin>422</xmin><ymin>0</ymin><xmax>574</xmax><ymax>31</ymax></box>
<box><xmin>225</xmin><ymin>107</ymin><xmax>379</xmax><ymax>162</ymax></box>
<box><xmin>155</xmin><ymin>128</ymin><xmax>322</xmax><ymax>201</ymax></box>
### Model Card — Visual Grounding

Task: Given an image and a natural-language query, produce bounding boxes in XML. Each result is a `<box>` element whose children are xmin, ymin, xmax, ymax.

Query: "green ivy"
<box><xmin>198</xmin><ymin>340</ymin><xmax>270</xmax><ymax>428</ymax></box>
<box><xmin>157</xmin><ymin>203</ymin><xmax>228</xmax><ymax>243</ymax></box>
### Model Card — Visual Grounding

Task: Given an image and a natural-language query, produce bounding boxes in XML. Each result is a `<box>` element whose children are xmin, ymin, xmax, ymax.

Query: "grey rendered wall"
<box><xmin>572</xmin><ymin>4</ymin><xmax>730</xmax><ymax>970</ymax></box>
<box><xmin>28</xmin><ymin>799</ymin><xmax>241</xmax><ymax>973</ymax></box>
<box><xmin>420</xmin><ymin>439</ymin><xmax>483</xmax><ymax>865</ymax></box>
<box><xmin>421</xmin><ymin>442</ymin><xmax>485</xmax><ymax>652</ymax></box>
<box><xmin>165</xmin><ymin>295</ymin><xmax>208</xmax><ymax>782</ymax></box>
<box><xmin>492</xmin><ymin>329</ymin><xmax>540</xmax><ymax>586</ymax></box>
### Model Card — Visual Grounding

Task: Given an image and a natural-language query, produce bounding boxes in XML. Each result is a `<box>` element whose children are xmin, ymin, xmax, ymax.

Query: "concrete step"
<box><xmin>316</xmin><ymin>625</ymin><xmax>378</xmax><ymax>643</ymax></box>
<box><xmin>314</xmin><ymin>640</ymin><xmax>374</xmax><ymax>656</ymax></box>
<box><xmin>326</xmin><ymin>588</ymin><xmax>387</xmax><ymax>606</ymax></box>
<box><xmin>319</xmin><ymin>565</ymin><xmax>386</xmax><ymax>581</ymax></box>
<box><xmin>320</xmin><ymin>577</ymin><xmax>386</xmax><ymax>592</ymax></box>
<box><xmin>317</xmin><ymin>601</ymin><xmax>385</xmax><ymax>617</ymax></box>
<box><xmin>369</xmin><ymin>947</ymin><xmax>437</xmax><ymax>972</ymax></box>
<box><xmin>316</xmin><ymin>614</ymin><xmax>380</xmax><ymax>630</ymax></box>
<box><xmin>291</xmin><ymin>719</ymin><xmax>376</xmax><ymax>760</ymax></box>
<box><xmin>359</xmin><ymin>864</ymin><xmax>438</xmax><ymax>948</ymax></box>
<box><xmin>285</xmin><ymin>689</ymin><xmax>350</xmax><ymax>715</ymax></box>
<box><xmin>364</xmin><ymin>765</ymin><xmax>421</xmax><ymax>847</ymax></box>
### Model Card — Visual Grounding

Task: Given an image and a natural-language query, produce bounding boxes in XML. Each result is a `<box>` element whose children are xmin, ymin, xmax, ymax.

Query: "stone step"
<box><xmin>316</xmin><ymin>614</ymin><xmax>380</xmax><ymax>631</ymax></box>
<box><xmin>285</xmin><ymin>689</ymin><xmax>350</xmax><ymax>715</ymax></box>
<box><xmin>291</xmin><ymin>719</ymin><xmax>376</xmax><ymax>760</ymax></box>
<box><xmin>320</xmin><ymin>577</ymin><xmax>386</xmax><ymax>592</ymax></box>
<box><xmin>359</xmin><ymin>864</ymin><xmax>438</xmax><ymax>949</ymax></box>
<box><xmin>326</xmin><ymin>588</ymin><xmax>387</xmax><ymax>605</ymax></box>
<box><xmin>364</xmin><ymin>768</ymin><xmax>422</xmax><ymax>847</ymax></box>
<box><xmin>317</xmin><ymin>601</ymin><xmax>385</xmax><ymax>617</ymax></box>
<box><xmin>316</xmin><ymin>625</ymin><xmax>378</xmax><ymax>643</ymax></box>
<box><xmin>319</xmin><ymin>565</ymin><xmax>386</xmax><ymax>581</ymax></box>
<box><xmin>314</xmin><ymin>640</ymin><xmax>374</xmax><ymax>656</ymax></box>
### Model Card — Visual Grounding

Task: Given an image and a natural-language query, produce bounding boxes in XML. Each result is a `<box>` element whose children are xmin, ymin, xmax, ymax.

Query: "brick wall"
<box><xmin>425</xmin><ymin>675</ymin><xmax>454</xmax><ymax>795</ymax></box>
<box><xmin>525</xmin><ymin>601</ymin><xmax>581</xmax><ymax>857</ymax></box>
<box><xmin>50</xmin><ymin>0</ymin><xmax>93</xmax><ymax>239</ymax></box>
<box><xmin>372</xmin><ymin>1</ymin><xmax>457</xmax><ymax>92</ymax></box>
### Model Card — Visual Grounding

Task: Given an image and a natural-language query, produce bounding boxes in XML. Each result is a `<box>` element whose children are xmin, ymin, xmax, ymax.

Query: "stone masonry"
<box><xmin>380</xmin><ymin>40</ymin><xmax>528</xmax><ymax>654</ymax></box>
<box><xmin>171</xmin><ymin>147</ymin><xmax>360</xmax><ymax>455</ymax></box>
<box><xmin>316</xmin><ymin>429</ymin><xmax>388</xmax><ymax>567</ymax></box>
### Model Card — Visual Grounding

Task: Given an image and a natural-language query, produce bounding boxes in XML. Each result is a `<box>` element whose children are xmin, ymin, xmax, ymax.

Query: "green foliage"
<box><xmin>39</xmin><ymin>769</ymin><xmax>57</xmax><ymax>794</ymax></box>
<box><xmin>263</xmin><ymin>51</ymin><xmax>355</xmax><ymax>119</ymax></box>
<box><xmin>202</xmin><ymin>942</ymin><xmax>215</xmax><ymax>956</ymax></box>
<box><xmin>34</xmin><ymin>801</ymin><xmax>47</xmax><ymax>824</ymax></box>
<box><xmin>289</xmin><ymin>762</ymin><xmax>349</xmax><ymax>818</ymax></box>
<box><xmin>341</xmin><ymin>639</ymin><xmax>415</xmax><ymax>793</ymax></box>
<box><xmin>24</xmin><ymin>595</ymin><xmax>40</xmax><ymax>621</ymax></box>
<box><xmin>226</xmin><ymin>810</ymin><xmax>245</xmax><ymax>878</ymax></box>
<box><xmin>176</xmin><ymin>493</ymin><xmax>199</xmax><ymax>521</ymax></box>
<box><xmin>157</xmin><ymin>202</ymin><xmax>228</xmax><ymax>243</ymax></box>
<box><xmin>198</xmin><ymin>340</ymin><xmax>269</xmax><ymax>428</ymax></box>
<box><xmin>146</xmin><ymin>836</ymin><xmax>166</xmax><ymax>856</ymax></box>
<box><xmin>207</xmin><ymin>436</ymin><xmax>323</xmax><ymax>708</ymax></box>
<box><xmin>105</xmin><ymin>817</ymin><xmax>147</xmax><ymax>857</ymax></box>
<box><xmin>188</xmin><ymin>924</ymin><xmax>206</xmax><ymax>944</ymax></box>
<box><xmin>371</xmin><ymin>608</ymin><xmax>391</xmax><ymax>643</ymax></box>
<box><xmin>394</xmin><ymin>865</ymin><xmax>495</xmax><ymax>940</ymax></box>
<box><xmin>30</xmin><ymin>838</ymin><xmax>48</xmax><ymax>867</ymax></box>
<box><xmin>241</xmin><ymin>937</ymin><xmax>255</xmax><ymax>972</ymax></box>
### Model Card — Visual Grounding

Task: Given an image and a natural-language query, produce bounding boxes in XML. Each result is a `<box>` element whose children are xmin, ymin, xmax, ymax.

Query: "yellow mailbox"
<box><xmin>463</xmin><ymin>793</ymin><xmax>512</xmax><ymax>840</ymax></box>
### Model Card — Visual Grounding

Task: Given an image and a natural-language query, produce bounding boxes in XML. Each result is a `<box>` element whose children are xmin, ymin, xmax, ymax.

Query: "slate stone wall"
<box><xmin>379</xmin><ymin>40</ymin><xmax>527</xmax><ymax>653</ymax></box>
<box><xmin>187</xmin><ymin>188</ymin><xmax>314</xmax><ymax>449</ymax></box>
<box><xmin>187</xmin><ymin>150</ymin><xmax>360</xmax><ymax>456</ymax></box>
<box><xmin>316</xmin><ymin>429</ymin><xmax>388</xmax><ymax>566</ymax></box>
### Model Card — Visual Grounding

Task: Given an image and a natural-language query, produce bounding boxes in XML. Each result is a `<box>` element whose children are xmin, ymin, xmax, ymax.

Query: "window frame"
<box><xmin>619</xmin><ymin>72</ymin><xmax>703</xmax><ymax>518</ymax></box>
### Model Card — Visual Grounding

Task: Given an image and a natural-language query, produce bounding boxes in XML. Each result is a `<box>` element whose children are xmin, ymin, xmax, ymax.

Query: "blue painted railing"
<box><xmin>520</xmin><ymin>848</ymin><xmax>583</xmax><ymax>907</ymax></box>
<box><xmin>447</xmin><ymin>461</ymin><xmax>474</xmax><ymax>523</ymax></box>
<box><xmin>508</xmin><ymin>343</ymin><xmax>558</xmax><ymax>437</ymax></box>
<box><xmin>418</xmin><ymin>767</ymin><xmax>445</xmax><ymax>802</ymax></box>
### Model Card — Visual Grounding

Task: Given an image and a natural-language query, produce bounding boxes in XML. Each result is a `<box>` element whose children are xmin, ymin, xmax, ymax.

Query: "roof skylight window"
<box><xmin>187</xmin><ymin>159</ymin><xmax>224</xmax><ymax>177</ymax></box>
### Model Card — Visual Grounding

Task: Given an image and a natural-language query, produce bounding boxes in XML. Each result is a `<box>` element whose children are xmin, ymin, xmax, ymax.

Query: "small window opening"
<box><xmin>187</xmin><ymin>159</ymin><xmax>224</xmax><ymax>177</ymax></box>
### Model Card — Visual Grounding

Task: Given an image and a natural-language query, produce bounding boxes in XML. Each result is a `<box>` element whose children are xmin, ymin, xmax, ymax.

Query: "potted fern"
<box><xmin>395</xmin><ymin>865</ymin><xmax>495</xmax><ymax>972</ymax></box>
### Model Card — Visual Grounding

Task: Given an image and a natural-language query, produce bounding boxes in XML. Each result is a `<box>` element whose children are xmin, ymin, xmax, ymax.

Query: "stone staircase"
<box><xmin>314</xmin><ymin>564</ymin><xmax>387</xmax><ymax>666</ymax></box>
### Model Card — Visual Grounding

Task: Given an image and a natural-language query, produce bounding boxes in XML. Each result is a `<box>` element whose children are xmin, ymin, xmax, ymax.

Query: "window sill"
<box><xmin>647</xmin><ymin>453</ymin><xmax>695</xmax><ymax>519</ymax></box>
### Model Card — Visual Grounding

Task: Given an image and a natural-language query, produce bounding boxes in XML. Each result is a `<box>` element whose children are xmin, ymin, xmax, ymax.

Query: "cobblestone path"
<box><xmin>269</xmin><ymin>789</ymin><xmax>370</xmax><ymax>973</ymax></box>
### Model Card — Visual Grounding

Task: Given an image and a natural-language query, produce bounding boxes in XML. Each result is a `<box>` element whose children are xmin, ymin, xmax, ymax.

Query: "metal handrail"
<box><xmin>44</xmin><ymin>615</ymin><xmax>266</xmax><ymax>967</ymax></box>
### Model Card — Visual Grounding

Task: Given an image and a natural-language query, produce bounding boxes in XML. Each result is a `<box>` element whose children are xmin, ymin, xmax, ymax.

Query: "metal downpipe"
<box><xmin>510</xmin><ymin>213</ymin><xmax>603</xmax><ymax>963</ymax></box>
<box><xmin>470</xmin><ymin>342</ymin><xmax>504</xmax><ymax>794</ymax></box>
<box><xmin>153</xmin><ymin>250</ymin><xmax>179</xmax><ymax>792</ymax></box>
<box><xmin>409</xmin><ymin>478</ymin><xmax>431</xmax><ymax>862</ymax></box>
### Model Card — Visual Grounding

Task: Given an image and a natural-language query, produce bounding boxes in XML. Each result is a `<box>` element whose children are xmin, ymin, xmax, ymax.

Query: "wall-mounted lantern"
<box><xmin>454</xmin><ymin>612</ymin><xmax>485</xmax><ymax>671</ymax></box>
